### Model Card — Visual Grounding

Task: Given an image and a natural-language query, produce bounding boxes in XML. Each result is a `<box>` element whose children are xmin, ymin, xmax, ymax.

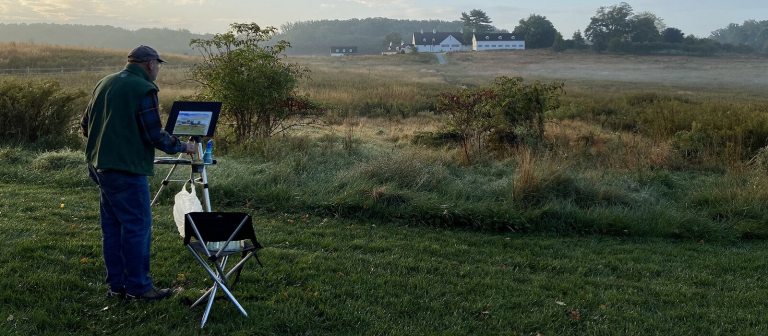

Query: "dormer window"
<box><xmin>485</xmin><ymin>36</ymin><xmax>490</xmax><ymax>40</ymax></box>
<box><xmin>498</xmin><ymin>36</ymin><xmax>503</xmax><ymax>40</ymax></box>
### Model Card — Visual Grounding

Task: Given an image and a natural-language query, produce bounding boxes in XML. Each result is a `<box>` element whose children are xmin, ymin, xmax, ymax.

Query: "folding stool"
<box><xmin>184</xmin><ymin>212</ymin><xmax>263</xmax><ymax>328</ymax></box>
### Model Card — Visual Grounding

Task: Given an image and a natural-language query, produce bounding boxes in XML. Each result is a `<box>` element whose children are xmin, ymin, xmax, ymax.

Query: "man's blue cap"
<box><xmin>128</xmin><ymin>45</ymin><xmax>165</xmax><ymax>63</ymax></box>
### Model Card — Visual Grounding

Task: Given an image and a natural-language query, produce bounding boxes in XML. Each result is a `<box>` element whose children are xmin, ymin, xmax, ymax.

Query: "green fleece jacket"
<box><xmin>84</xmin><ymin>63</ymin><xmax>158</xmax><ymax>175</ymax></box>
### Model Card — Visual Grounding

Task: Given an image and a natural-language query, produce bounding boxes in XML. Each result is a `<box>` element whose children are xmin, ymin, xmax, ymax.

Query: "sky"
<box><xmin>0</xmin><ymin>0</ymin><xmax>765</xmax><ymax>37</ymax></box>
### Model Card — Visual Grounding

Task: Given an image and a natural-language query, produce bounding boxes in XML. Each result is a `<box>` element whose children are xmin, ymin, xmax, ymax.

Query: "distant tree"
<box><xmin>190</xmin><ymin>23</ymin><xmax>320</xmax><ymax>139</ymax></box>
<box><xmin>461</xmin><ymin>9</ymin><xmax>494</xmax><ymax>42</ymax></box>
<box><xmin>572</xmin><ymin>30</ymin><xmax>587</xmax><ymax>49</ymax></box>
<box><xmin>634</xmin><ymin>12</ymin><xmax>666</xmax><ymax>31</ymax></box>
<box><xmin>661</xmin><ymin>27</ymin><xmax>685</xmax><ymax>43</ymax></box>
<box><xmin>551</xmin><ymin>32</ymin><xmax>566</xmax><ymax>52</ymax></box>
<box><xmin>629</xmin><ymin>15</ymin><xmax>661</xmax><ymax>43</ymax></box>
<box><xmin>383</xmin><ymin>32</ymin><xmax>403</xmax><ymax>50</ymax></box>
<box><xmin>513</xmin><ymin>14</ymin><xmax>558</xmax><ymax>49</ymax></box>
<box><xmin>584</xmin><ymin>2</ymin><xmax>634</xmax><ymax>51</ymax></box>
<box><xmin>711</xmin><ymin>20</ymin><xmax>768</xmax><ymax>53</ymax></box>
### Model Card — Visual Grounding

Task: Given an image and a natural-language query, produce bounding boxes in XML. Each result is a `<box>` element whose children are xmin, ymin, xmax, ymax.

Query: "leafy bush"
<box><xmin>190</xmin><ymin>23</ymin><xmax>321</xmax><ymax>140</ymax></box>
<box><xmin>0</xmin><ymin>79</ymin><xmax>85</xmax><ymax>147</ymax></box>
<box><xmin>436</xmin><ymin>76</ymin><xmax>564</xmax><ymax>163</ymax></box>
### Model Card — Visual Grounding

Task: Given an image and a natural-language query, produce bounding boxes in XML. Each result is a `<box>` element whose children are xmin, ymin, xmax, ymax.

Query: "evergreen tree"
<box><xmin>461</xmin><ymin>9</ymin><xmax>494</xmax><ymax>42</ymax></box>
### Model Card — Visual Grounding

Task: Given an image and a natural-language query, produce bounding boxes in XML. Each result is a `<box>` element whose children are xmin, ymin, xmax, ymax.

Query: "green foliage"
<box><xmin>629</xmin><ymin>14</ymin><xmax>661</xmax><ymax>43</ymax></box>
<box><xmin>572</xmin><ymin>30</ymin><xmax>587</xmax><ymax>48</ymax></box>
<box><xmin>513</xmin><ymin>14</ymin><xmax>559</xmax><ymax>49</ymax></box>
<box><xmin>488</xmin><ymin>77</ymin><xmax>565</xmax><ymax>144</ymax></box>
<box><xmin>436</xmin><ymin>77</ymin><xmax>564</xmax><ymax>162</ymax></box>
<box><xmin>711</xmin><ymin>20</ymin><xmax>768</xmax><ymax>53</ymax></box>
<box><xmin>661</xmin><ymin>27</ymin><xmax>685</xmax><ymax>43</ymax></box>
<box><xmin>0</xmin><ymin>79</ymin><xmax>85</xmax><ymax>147</ymax></box>
<box><xmin>461</xmin><ymin>9</ymin><xmax>495</xmax><ymax>43</ymax></box>
<box><xmin>552</xmin><ymin>32</ymin><xmax>566</xmax><ymax>52</ymax></box>
<box><xmin>436</xmin><ymin>87</ymin><xmax>495</xmax><ymax>163</ymax></box>
<box><xmin>461</xmin><ymin>9</ymin><xmax>494</xmax><ymax>33</ymax></box>
<box><xmin>584</xmin><ymin>2</ymin><xmax>635</xmax><ymax>51</ymax></box>
<box><xmin>190</xmin><ymin>23</ymin><xmax>321</xmax><ymax>139</ymax></box>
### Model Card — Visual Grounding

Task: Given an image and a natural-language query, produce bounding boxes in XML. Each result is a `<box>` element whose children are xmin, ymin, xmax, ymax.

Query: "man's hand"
<box><xmin>184</xmin><ymin>141</ymin><xmax>197</xmax><ymax>154</ymax></box>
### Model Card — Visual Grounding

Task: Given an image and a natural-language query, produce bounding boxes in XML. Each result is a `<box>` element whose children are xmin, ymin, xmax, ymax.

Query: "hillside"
<box><xmin>0</xmin><ymin>23</ymin><xmax>209</xmax><ymax>55</ymax></box>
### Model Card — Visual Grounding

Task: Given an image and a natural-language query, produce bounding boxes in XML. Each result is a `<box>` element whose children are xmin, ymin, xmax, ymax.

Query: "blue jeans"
<box><xmin>88</xmin><ymin>165</ymin><xmax>154</xmax><ymax>295</ymax></box>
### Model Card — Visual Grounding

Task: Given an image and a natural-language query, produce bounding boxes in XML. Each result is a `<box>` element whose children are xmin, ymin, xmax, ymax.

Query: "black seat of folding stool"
<box><xmin>183</xmin><ymin>212</ymin><xmax>263</xmax><ymax>252</ymax></box>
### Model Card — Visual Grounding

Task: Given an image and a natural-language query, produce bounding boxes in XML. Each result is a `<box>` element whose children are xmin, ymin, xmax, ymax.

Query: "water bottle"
<box><xmin>203</xmin><ymin>139</ymin><xmax>214</xmax><ymax>164</ymax></box>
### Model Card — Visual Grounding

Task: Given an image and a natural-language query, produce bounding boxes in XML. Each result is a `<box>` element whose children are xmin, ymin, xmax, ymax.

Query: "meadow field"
<box><xmin>1</xmin><ymin>44</ymin><xmax>768</xmax><ymax>334</ymax></box>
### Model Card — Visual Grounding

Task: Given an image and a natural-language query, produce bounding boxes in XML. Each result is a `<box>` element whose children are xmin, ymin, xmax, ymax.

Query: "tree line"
<box><xmin>464</xmin><ymin>3</ymin><xmax>760</xmax><ymax>55</ymax></box>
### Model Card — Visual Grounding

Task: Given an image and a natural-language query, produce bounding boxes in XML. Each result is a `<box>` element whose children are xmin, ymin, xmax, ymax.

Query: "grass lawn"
<box><xmin>1</xmin><ymin>180</ymin><xmax>767</xmax><ymax>335</ymax></box>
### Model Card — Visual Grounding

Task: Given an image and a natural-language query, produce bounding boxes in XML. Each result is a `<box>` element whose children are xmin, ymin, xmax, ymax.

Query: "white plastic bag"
<box><xmin>173</xmin><ymin>181</ymin><xmax>203</xmax><ymax>236</ymax></box>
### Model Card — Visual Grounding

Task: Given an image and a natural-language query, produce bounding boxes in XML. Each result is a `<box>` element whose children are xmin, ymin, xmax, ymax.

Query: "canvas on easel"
<box><xmin>165</xmin><ymin>101</ymin><xmax>222</xmax><ymax>137</ymax></box>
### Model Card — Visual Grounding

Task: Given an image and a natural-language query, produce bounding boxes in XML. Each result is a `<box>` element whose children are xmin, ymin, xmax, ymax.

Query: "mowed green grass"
<box><xmin>1</xmin><ymin>156</ymin><xmax>767</xmax><ymax>335</ymax></box>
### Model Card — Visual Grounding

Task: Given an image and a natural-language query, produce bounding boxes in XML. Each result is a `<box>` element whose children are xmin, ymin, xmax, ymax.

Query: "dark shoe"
<box><xmin>106</xmin><ymin>287</ymin><xmax>125</xmax><ymax>299</ymax></box>
<box><xmin>126</xmin><ymin>287</ymin><xmax>173</xmax><ymax>301</ymax></box>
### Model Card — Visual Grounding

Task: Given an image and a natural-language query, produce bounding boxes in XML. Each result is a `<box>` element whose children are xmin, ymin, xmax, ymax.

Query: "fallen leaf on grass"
<box><xmin>569</xmin><ymin>309</ymin><xmax>581</xmax><ymax>321</ymax></box>
<box><xmin>555</xmin><ymin>301</ymin><xmax>565</xmax><ymax>306</ymax></box>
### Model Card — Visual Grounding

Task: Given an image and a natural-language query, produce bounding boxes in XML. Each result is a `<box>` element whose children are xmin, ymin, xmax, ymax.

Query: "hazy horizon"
<box><xmin>0</xmin><ymin>0</ymin><xmax>765</xmax><ymax>38</ymax></box>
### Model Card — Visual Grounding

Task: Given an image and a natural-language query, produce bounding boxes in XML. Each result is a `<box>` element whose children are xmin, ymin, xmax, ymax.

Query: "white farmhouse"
<box><xmin>411</xmin><ymin>31</ymin><xmax>468</xmax><ymax>53</ymax></box>
<box><xmin>472</xmin><ymin>33</ymin><xmax>525</xmax><ymax>51</ymax></box>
